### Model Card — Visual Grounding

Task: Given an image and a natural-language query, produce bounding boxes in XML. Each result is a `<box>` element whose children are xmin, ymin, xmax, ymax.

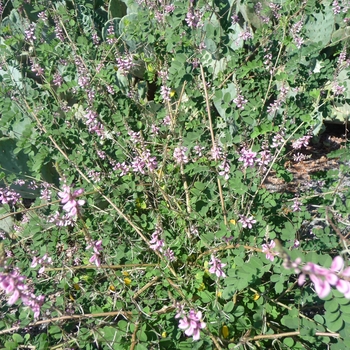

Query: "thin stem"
<box><xmin>200</xmin><ymin>64</ymin><xmax>227</xmax><ymax>225</ymax></box>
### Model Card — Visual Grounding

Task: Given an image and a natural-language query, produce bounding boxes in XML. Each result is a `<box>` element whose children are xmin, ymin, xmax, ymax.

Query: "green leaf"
<box><xmin>11</xmin><ymin>334</ymin><xmax>23</xmax><ymax>343</ymax></box>
<box><xmin>223</xmin><ymin>301</ymin><xmax>235</xmax><ymax>313</ymax></box>
<box><xmin>327</xmin><ymin>317</ymin><xmax>344</xmax><ymax>332</ymax></box>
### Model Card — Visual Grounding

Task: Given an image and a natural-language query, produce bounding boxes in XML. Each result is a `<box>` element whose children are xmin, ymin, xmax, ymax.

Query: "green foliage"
<box><xmin>0</xmin><ymin>0</ymin><xmax>350</xmax><ymax>349</ymax></box>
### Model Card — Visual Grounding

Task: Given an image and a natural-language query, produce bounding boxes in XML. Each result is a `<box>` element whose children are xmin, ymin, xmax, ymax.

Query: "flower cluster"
<box><xmin>291</xmin><ymin>197</ymin><xmax>302</xmax><ymax>212</ymax></box>
<box><xmin>238</xmin><ymin>148</ymin><xmax>257</xmax><ymax>168</ymax></box>
<box><xmin>185</xmin><ymin>8</ymin><xmax>203</xmax><ymax>28</ymax></box>
<box><xmin>53</xmin><ymin>72</ymin><xmax>63</xmax><ymax>87</ymax></box>
<box><xmin>86</xmin><ymin>240</ymin><xmax>103</xmax><ymax>267</ymax></box>
<box><xmin>106</xmin><ymin>24</ymin><xmax>117</xmax><ymax>44</ymax></box>
<box><xmin>83</xmin><ymin>109</ymin><xmax>105</xmax><ymax>138</ymax></box>
<box><xmin>24</xmin><ymin>24</ymin><xmax>36</xmax><ymax>43</ymax></box>
<box><xmin>173</xmin><ymin>146</ymin><xmax>189</xmax><ymax>165</ymax></box>
<box><xmin>31</xmin><ymin>61</ymin><xmax>44</xmax><ymax>76</ymax></box>
<box><xmin>332</xmin><ymin>82</ymin><xmax>345</xmax><ymax>96</ymax></box>
<box><xmin>116</xmin><ymin>56</ymin><xmax>134</xmax><ymax>75</ymax></box>
<box><xmin>332</xmin><ymin>0</ymin><xmax>350</xmax><ymax>15</ymax></box>
<box><xmin>57</xmin><ymin>185</ymin><xmax>85</xmax><ymax>218</ymax></box>
<box><xmin>48</xmin><ymin>211</ymin><xmax>75</xmax><ymax>227</ymax></box>
<box><xmin>149</xmin><ymin>227</ymin><xmax>164</xmax><ymax>252</ymax></box>
<box><xmin>164</xmin><ymin>248</ymin><xmax>176</xmax><ymax>262</ymax></box>
<box><xmin>0</xmin><ymin>188</ymin><xmax>21</xmax><ymax>205</ymax></box>
<box><xmin>290</xmin><ymin>19</ymin><xmax>304</xmax><ymax>49</ymax></box>
<box><xmin>292</xmin><ymin>135</ymin><xmax>311</xmax><ymax>150</ymax></box>
<box><xmin>271</xmin><ymin>130</ymin><xmax>285</xmax><ymax>148</ymax></box>
<box><xmin>37</xmin><ymin>11</ymin><xmax>48</xmax><ymax>22</ymax></box>
<box><xmin>54</xmin><ymin>17</ymin><xmax>65</xmax><ymax>42</ymax></box>
<box><xmin>218</xmin><ymin>158</ymin><xmax>230</xmax><ymax>180</ymax></box>
<box><xmin>175</xmin><ymin>307</ymin><xmax>206</xmax><ymax>341</ymax></box>
<box><xmin>31</xmin><ymin>253</ymin><xmax>53</xmax><ymax>274</ymax></box>
<box><xmin>286</xmin><ymin>256</ymin><xmax>350</xmax><ymax>299</ymax></box>
<box><xmin>160</xmin><ymin>85</ymin><xmax>171</xmax><ymax>102</ymax></box>
<box><xmin>239</xmin><ymin>215</ymin><xmax>257</xmax><ymax>229</ymax></box>
<box><xmin>131</xmin><ymin>149</ymin><xmax>158</xmax><ymax>174</ymax></box>
<box><xmin>208</xmin><ymin>255</ymin><xmax>226</xmax><ymax>278</ymax></box>
<box><xmin>113</xmin><ymin>162</ymin><xmax>130</xmax><ymax>176</ymax></box>
<box><xmin>0</xmin><ymin>271</ymin><xmax>45</xmax><ymax>318</ymax></box>
<box><xmin>262</xmin><ymin>240</ymin><xmax>276</xmax><ymax>261</ymax></box>
<box><xmin>254</xmin><ymin>2</ymin><xmax>270</xmax><ymax>24</ymax></box>
<box><xmin>267</xmin><ymin>85</ymin><xmax>289</xmax><ymax>114</ymax></box>
<box><xmin>233</xmin><ymin>94</ymin><xmax>248</xmax><ymax>109</ymax></box>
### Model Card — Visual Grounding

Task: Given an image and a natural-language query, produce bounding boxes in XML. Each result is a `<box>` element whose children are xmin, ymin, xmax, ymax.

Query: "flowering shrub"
<box><xmin>0</xmin><ymin>0</ymin><xmax>350</xmax><ymax>349</ymax></box>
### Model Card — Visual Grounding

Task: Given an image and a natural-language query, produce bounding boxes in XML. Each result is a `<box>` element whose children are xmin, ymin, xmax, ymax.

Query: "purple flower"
<box><xmin>291</xmin><ymin>198</ymin><xmax>302</xmax><ymax>212</ymax></box>
<box><xmin>54</xmin><ymin>18</ymin><xmax>65</xmax><ymax>42</ymax></box>
<box><xmin>173</xmin><ymin>146</ymin><xmax>189</xmax><ymax>165</ymax></box>
<box><xmin>164</xmin><ymin>248</ymin><xmax>176</xmax><ymax>261</ymax></box>
<box><xmin>24</xmin><ymin>24</ymin><xmax>36</xmax><ymax>43</ymax></box>
<box><xmin>292</xmin><ymin>135</ymin><xmax>311</xmax><ymax>150</ymax></box>
<box><xmin>233</xmin><ymin>94</ymin><xmax>248</xmax><ymax>109</ymax></box>
<box><xmin>57</xmin><ymin>185</ymin><xmax>85</xmax><ymax>218</ymax></box>
<box><xmin>149</xmin><ymin>228</ymin><xmax>164</xmax><ymax>252</ymax></box>
<box><xmin>185</xmin><ymin>9</ymin><xmax>203</xmax><ymax>28</ymax></box>
<box><xmin>53</xmin><ymin>72</ymin><xmax>63</xmax><ymax>87</ymax></box>
<box><xmin>31</xmin><ymin>253</ymin><xmax>53</xmax><ymax>274</ymax></box>
<box><xmin>113</xmin><ymin>162</ymin><xmax>130</xmax><ymax>176</ymax></box>
<box><xmin>116</xmin><ymin>55</ymin><xmax>134</xmax><ymax>75</ymax></box>
<box><xmin>210</xmin><ymin>145</ymin><xmax>223</xmax><ymax>161</ymax></box>
<box><xmin>163</xmin><ymin>115</ymin><xmax>172</xmax><ymax>125</ymax></box>
<box><xmin>239</xmin><ymin>215</ymin><xmax>257</xmax><ymax>229</ymax></box>
<box><xmin>0</xmin><ymin>188</ymin><xmax>21</xmax><ymax>205</ymax></box>
<box><xmin>218</xmin><ymin>159</ymin><xmax>230</xmax><ymax>180</ymax></box>
<box><xmin>208</xmin><ymin>255</ymin><xmax>226</xmax><ymax>278</ymax></box>
<box><xmin>193</xmin><ymin>145</ymin><xmax>205</xmax><ymax>157</ymax></box>
<box><xmin>287</xmin><ymin>256</ymin><xmax>350</xmax><ymax>299</ymax></box>
<box><xmin>333</xmin><ymin>0</ymin><xmax>341</xmax><ymax>14</ymax></box>
<box><xmin>177</xmin><ymin>309</ymin><xmax>206</xmax><ymax>341</ymax></box>
<box><xmin>271</xmin><ymin>131</ymin><xmax>285</xmax><ymax>148</ymax></box>
<box><xmin>262</xmin><ymin>240</ymin><xmax>276</xmax><ymax>261</ymax></box>
<box><xmin>333</xmin><ymin>83</ymin><xmax>345</xmax><ymax>96</ymax></box>
<box><xmin>160</xmin><ymin>85</ymin><xmax>171</xmax><ymax>102</ymax></box>
<box><xmin>86</xmin><ymin>240</ymin><xmax>103</xmax><ymax>267</ymax></box>
<box><xmin>38</xmin><ymin>11</ymin><xmax>48</xmax><ymax>22</ymax></box>
<box><xmin>238</xmin><ymin>148</ymin><xmax>257</xmax><ymax>168</ymax></box>
<box><xmin>257</xmin><ymin>150</ymin><xmax>272</xmax><ymax>168</ymax></box>
<box><xmin>0</xmin><ymin>271</ymin><xmax>44</xmax><ymax>318</ymax></box>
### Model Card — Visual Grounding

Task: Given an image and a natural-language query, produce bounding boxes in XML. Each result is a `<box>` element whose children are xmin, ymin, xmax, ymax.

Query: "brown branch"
<box><xmin>0</xmin><ymin>311</ymin><xmax>133</xmax><ymax>335</ymax></box>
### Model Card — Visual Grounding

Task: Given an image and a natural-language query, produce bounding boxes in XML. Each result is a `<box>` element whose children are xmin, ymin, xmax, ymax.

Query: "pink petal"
<box><xmin>342</xmin><ymin>267</ymin><xmax>350</xmax><ymax>277</ymax></box>
<box><xmin>336</xmin><ymin>280</ymin><xmax>350</xmax><ymax>294</ymax></box>
<box><xmin>313</xmin><ymin>278</ymin><xmax>331</xmax><ymax>298</ymax></box>
<box><xmin>8</xmin><ymin>290</ymin><xmax>20</xmax><ymax>305</ymax></box>
<box><xmin>192</xmin><ymin>328</ymin><xmax>200</xmax><ymax>340</ymax></box>
<box><xmin>325</xmin><ymin>273</ymin><xmax>338</xmax><ymax>285</ymax></box>
<box><xmin>331</xmin><ymin>256</ymin><xmax>344</xmax><ymax>272</ymax></box>
<box><xmin>298</xmin><ymin>274</ymin><xmax>306</xmax><ymax>286</ymax></box>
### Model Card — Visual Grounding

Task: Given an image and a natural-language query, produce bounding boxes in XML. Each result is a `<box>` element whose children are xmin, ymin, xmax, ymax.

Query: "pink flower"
<box><xmin>177</xmin><ymin>309</ymin><xmax>206</xmax><ymax>341</ymax></box>
<box><xmin>149</xmin><ymin>228</ymin><xmax>164</xmax><ymax>252</ymax></box>
<box><xmin>289</xmin><ymin>256</ymin><xmax>350</xmax><ymax>299</ymax></box>
<box><xmin>0</xmin><ymin>271</ymin><xmax>44</xmax><ymax>317</ymax></box>
<box><xmin>57</xmin><ymin>185</ymin><xmax>85</xmax><ymax>218</ymax></box>
<box><xmin>208</xmin><ymin>255</ymin><xmax>226</xmax><ymax>278</ymax></box>
<box><xmin>262</xmin><ymin>240</ymin><xmax>276</xmax><ymax>261</ymax></box>
<box><xmin>238</xmin><ymin>148</ymin><xmax>257</xmax><ymax>168</ymax></box>
<box><xmin>173</xmin><ymin>147</ymin><xmax>189</xmax><ymax>165</ymax></box>
<box><xmin>239</xmin><ymin>215</ymin><xmax>257</xmax><ymax>229</ymax></box>
<box><xmin>86</xmin><ymin>240</ymin><xmax>103</xmax><ymax>267</ymax></box>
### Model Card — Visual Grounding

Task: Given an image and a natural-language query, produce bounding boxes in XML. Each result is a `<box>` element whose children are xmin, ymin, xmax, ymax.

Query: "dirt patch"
<box><xmin>263</xmin><ymin>124</ymin><xmax>349</xmax><ymax>193</ymax></box>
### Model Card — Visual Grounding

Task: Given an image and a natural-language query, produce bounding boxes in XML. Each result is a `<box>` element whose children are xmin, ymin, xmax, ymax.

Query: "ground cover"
<box><xmin>1</xmin><ymin>0</ymin><xmax>350</xmax><ymax>349</ymax></box>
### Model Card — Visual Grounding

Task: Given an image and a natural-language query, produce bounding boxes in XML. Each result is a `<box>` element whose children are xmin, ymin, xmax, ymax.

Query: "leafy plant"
<box><xmin>0</xmin><ymin>0</ymin><xmax>350</xmax><ymax>349</ymax></box>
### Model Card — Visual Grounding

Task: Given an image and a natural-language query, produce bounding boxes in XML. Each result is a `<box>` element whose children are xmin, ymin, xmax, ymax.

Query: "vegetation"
<box><xmin>1</xmin><ymin>0</ymin><xmax>350</xmax><ymax>348</ymax></box>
